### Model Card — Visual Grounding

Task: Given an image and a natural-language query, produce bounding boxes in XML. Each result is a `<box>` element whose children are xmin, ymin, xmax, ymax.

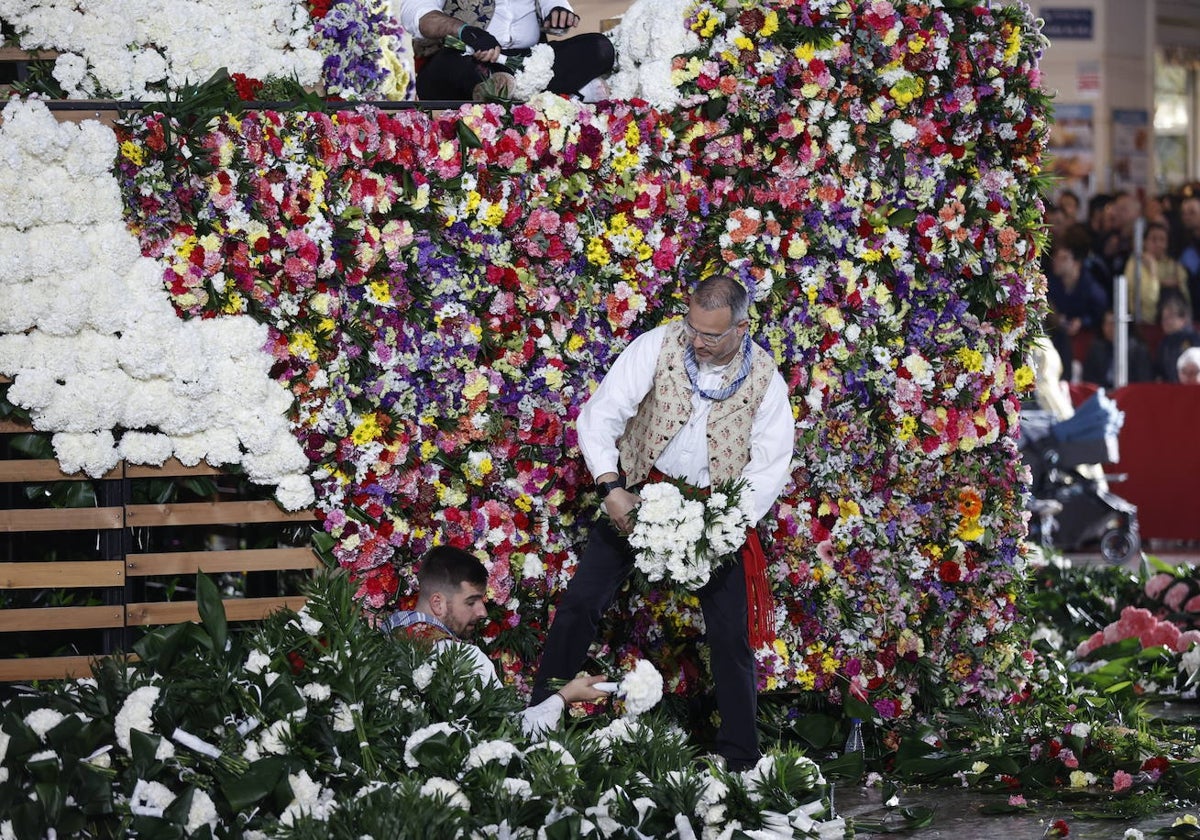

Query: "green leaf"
<box><xmin>196</xmin><ymin>573</ymin><xmax>228</xmax><ymax>655</ymax></box>
<box><xmin>456</xmin><ymin>120</ymin><xmax>482</xmax><ymax>150</ymax></box>
<box><xmin>887</xmin><ymin>207</ymin><xmax>918</xmax><ymax>227</ymax></box>
<box><xmin>217</xmin><ymin>756</ymin><xmax>287</xmax><ymax>811</ymax></box>
<box><xmin>821</xmin><ymin>750</ymin><xmax>864</xmax><ymax>781</ymax></box>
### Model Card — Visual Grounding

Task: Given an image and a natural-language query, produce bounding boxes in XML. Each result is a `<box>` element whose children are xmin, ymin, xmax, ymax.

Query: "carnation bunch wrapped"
<box><xmin>626</xmin><ymin>476</ymin><xmax>753</xmax><ymax>589</ymax></box>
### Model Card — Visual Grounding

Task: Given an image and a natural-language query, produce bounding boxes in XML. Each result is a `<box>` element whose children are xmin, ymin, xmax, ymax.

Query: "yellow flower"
<box><xmin>567</xmin><ymin>334</ymin><xmax>585</xmax><ymax>354</ymax></box>
<box><xmin>514</xmin><ymin>494</ymin><xmax>533</xmax><ymax>512</ymax></box>
<box><xmin>352</xmin><ymin>413</ymin><xmax>382</xmax><ymax>445</ymax></box>
<box><xmin>120</xmin><ymin>140</ymin><xmax>146</xmax><ymax>166</ymax></box>
<box><xmin>367</xmin><ymin>280</ymin><xmax>392</xmax><ymax>305</ymax></box>
<box><xmin>586</xmin><ymin>237</ymin><xmax>610</xmax><ymax>266</ymax></box>
<box><xmin>420</xmin><ymin>439</ymin><xmax>438</xmax><ymax>461</ymax></box>
<box><xmin>956</xmin><ymin>347</ymin><xmax>984</xmax><ymax>372</ymax></box>
<box><xmin>734</xmin><ymin>35</ymin><xmax>754</xmax><ymax>51</ymax></box>
<box><xmin>221</xmin><ymin>292</ymin><xmax>244</xmax><ymax>314</ymax></box>
<box><xmin>481</xmin><ymin>202</ymin><xmax>506</xmax><ymax>227</ymax></box>
<box><xmin>838</xmin><ymin>499</ymin><xmax>861</xmax><ymax>520</ymax></box>
<box><xmin>956</xmin><ymin>519</ymin><xmax>985</xmax><ymax>542</ymax></box>
<box><xmin>760</xmin><ymin>10</ymin><xmax>779</xmax><ymax>37</ymax></box>
<box><xmin>897</xmin><ymin>415</ymin><xmax>917</xmax><ymax>441</ymax></box>
<box><xmin>1014</xmin><ymin>365</ymin><xmax>1034</xmax><ymax>390</ymax></box>
<box><xmin>289</xmin><ymin>332</ymin><xmax>318</xmax><ymax>360</ymax></box>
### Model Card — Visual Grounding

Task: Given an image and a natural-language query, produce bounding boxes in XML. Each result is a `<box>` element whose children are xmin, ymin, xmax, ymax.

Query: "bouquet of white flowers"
<box><xmin>626</xmin><ymin>477</ymin><xmax>754</xmax><ymax>590</ymax></box>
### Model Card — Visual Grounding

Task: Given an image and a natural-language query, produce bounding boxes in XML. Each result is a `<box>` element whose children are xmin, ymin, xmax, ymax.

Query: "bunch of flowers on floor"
<box><xmin>0</xmin><ymin>570</ymin><xmax>846</xmax><ymax>839</ymax></box>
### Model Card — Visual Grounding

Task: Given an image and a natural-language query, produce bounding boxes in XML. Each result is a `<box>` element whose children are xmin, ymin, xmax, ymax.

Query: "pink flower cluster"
<box><xmin>1075</xmin><ymin>606</ymin><xmax>1200</xmax><ymax>658</ymax></box>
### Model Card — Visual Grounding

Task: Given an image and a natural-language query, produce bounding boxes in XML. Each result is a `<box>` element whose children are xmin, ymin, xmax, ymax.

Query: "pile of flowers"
<box><xmin>628</xmin><ymin>478</ymin><xmax>754</xmax><ymax>589</ymax></box>
<box><xmin>1075</xmin><ymin>606</ymin><xmax>1200</xmax><ymax>660</ymax></box>
<box><xmin>0</xmin><ymin>0</ymin><xmax>411</xmax><ymax>100</ymax></box>
<box><xmin>0</xmin><ymin>569</ymin><xmax>846</xmax><ymax>838</ymax></box>
<box><xmin>1</xmin><ymin>0</ymin><xmax>1052</xmax><ymax>723</ymax></box>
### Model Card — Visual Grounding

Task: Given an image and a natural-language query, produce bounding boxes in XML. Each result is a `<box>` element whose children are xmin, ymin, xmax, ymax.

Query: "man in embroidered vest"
<box><xmin>381</xmin><ymin>545</ymin><xmax>609</xmax><ymax>735</ymax></box>
<box><xmin>398</xmin><ymin>0</ymin><xmax>615</xmax><ymax>101</ymax></box>
<box><xmin>531</xmin><ymin>275</ymin><xmax>794</xmax><ymax>771</ymax></box>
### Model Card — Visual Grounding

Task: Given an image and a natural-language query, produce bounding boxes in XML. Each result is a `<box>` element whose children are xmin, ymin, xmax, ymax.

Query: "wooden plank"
<box><xmin>126</xmin><ymin>596</ymin><xmax>305</xmax><ymax>626</ymax></box>
<box><xmin>0</xmin><ymin>459</ymin><xmax>117</xmax><ymax>482</ymax></box>
<box><xmin>0</xmin><ymin>655</ymin><xmax>99</xmax><ymax>683</ymax></box>
<box><xmin>0</xmin><ymin>47</ymin><xmax>59</xmax><ymax>60</ymax></box>
<box><xmin>125</xmin><ymin>459</ymin><xmax>223</xmax><ymax>478</ymax></box>
<box><xmin>126</xmin><ymin>548</ymin><xmax>319</xmax><ymax>576</ymax></box>
<box><xmin>0</xmin><ymin>605</ymin><xmax>124</xmax><ymax>632</ymax></box>
<box><xmin>0</xmin><ymin>560</ymin><xmax>124</xmax><ymax>589</ymax></box>
<box><xmin>0</xmin><ymin>419</ymin><xmax>33</xmax><ymax>433</ymax></box>
<box><xmin>126</xmin><ymin>500</ymin><xmax>316</xmax><ymax>527</ymax></box>
<box><xmin>0</xmin><ymin>507</ymin><xmax>123</xmax><ymax>533</ymax></box>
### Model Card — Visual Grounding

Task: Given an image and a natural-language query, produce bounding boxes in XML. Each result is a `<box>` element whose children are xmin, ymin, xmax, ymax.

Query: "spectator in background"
<box><xmin>1058</xmin><ymin>189</ymin><xmax>1081</xmax><ymax>221</ymax></box>
<box><xmin>1155</xmin><ymin>291</ymin><xmax>1200</xmax><ymax>383</ymax></box>
<box><xmin>1106</xmin><ymin>190</ymin><xmax>1142</xmax><ymax>280</ymax></box>
<box><xmin>1085</xmin><ymin>193</ymin><xmax>1116</xmax><ymax>299</ymax></box>
<box><xmin>1175</xmin><ymin>194</ymin><xmax>1200</xmax><ymax>308</ymax></box>
<box><xmin>1081</xmin><ymin>309</ymin><xmax>1152</xmax><ymax>389</ymax></box>
<box><xmin>1177</xmin><ymin>346</ymin><xmax>1200</xmax><ymax>384</ymax></box>
<box><xmin>1048</xmin><ymin>223</ymin><xmax>1109</xmax><ymax>338</ymax></box>
<box><xmin>1124</xmin><ymin>220</ymin><xmax>1189</xmax><ymax>326</ymax></box>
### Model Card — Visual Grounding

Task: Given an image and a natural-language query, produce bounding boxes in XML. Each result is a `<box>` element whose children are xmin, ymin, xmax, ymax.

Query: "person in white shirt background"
<box><xmin>381</xmin><ymin>546</ymin><xmax>610</xmax><ymax>736</ymax></box>
<box><xmin>530</xmin><ymin>275</ymin><xmax>795</xmax><ymax>771</ymax></box>
<box><xmin>397</xmin><ymin>0</ymin><xmax>615</xmax><ymax>100</ymax></box>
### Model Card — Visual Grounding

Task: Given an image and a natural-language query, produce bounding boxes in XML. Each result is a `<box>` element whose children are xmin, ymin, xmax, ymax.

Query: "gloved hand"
<box><xmin>458</xmin><ymin>25</ymin><xmax>501</xmax><ymax>53</ymax></box>
<box><xmin>542</xmin><ymin>6</ymin><xmax>579</xmax><ymax>31</ymax></box>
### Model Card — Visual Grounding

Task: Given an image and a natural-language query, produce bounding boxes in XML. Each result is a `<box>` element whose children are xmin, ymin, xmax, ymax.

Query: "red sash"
<box><xmin>644</xmin><ymin>468</ymin><xmax>777</xmax><ymax>647</ymax></box>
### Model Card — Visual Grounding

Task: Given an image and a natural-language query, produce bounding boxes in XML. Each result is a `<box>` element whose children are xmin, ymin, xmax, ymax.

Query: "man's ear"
<box><xmin>427</xmin><ymin>591</ymin><xmax>445</xmax><ymax>617</ymax></box>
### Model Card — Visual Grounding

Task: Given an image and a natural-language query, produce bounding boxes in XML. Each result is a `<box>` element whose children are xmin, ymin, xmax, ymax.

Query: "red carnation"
<box><xmin>230</xmin><ymin>73</ymin><xmax>263</xmax><ymax>101</ymax></box>
<box><xmin>938</xmin><ymin>560</ymin><xmax>961</xmax><ymax>583</ymax></box>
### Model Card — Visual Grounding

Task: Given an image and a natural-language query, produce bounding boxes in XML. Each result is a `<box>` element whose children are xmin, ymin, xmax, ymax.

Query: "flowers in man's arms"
<box><xmin>627</xmin><ymin>477</ymin><xmax>753</xmax><ymax>589</ymax></box>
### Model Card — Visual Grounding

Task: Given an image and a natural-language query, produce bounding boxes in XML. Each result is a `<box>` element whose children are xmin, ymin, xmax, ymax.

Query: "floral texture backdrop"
<box><xmin>0</xmin><ymin>0</ymin><xmax>1050</xmax><ymax>719</ymax></box>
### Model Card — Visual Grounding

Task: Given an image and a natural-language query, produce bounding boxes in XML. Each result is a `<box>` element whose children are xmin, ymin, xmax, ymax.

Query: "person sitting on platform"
<box><xmin>1154</xmin><ymin>291</ymin><xmax>1200</xmax><ymax>383</ymax></box>
<box><xmin>1124</xmin><ymin>220</ymin><xmax>1189</xmax><ymax>326</ymax></box>
<box><xmin>530</xmin><ymin>275</ymin><xmax>795</xmax><ymax>772</ymax></box>
<box><xmin>380</xmin><ymin>545</ymin><xmax>609</xmax><ymax>735</ymax></box>
<box><xmin>398</xmin><ymin>0</ymin><xmax>615</xmax><ymax>101</ymax></box>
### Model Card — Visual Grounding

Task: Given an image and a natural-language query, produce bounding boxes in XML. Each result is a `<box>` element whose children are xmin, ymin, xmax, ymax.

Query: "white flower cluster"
<box><xmin>628</xmin><ymin>480</ymin><xmax>754</xmax><ymax>589</ymax></box>
<box><xmin>606</xmin><ymin>0</ymin><xmax>702</xmax><ymax>109</ymax></box>
<box><xmin>113</xmin><ymin>685</ymin><xmax>161</xmax><ymax>754</ymax></box>
<box><xmin>0</xmin><ymin>100</ymin><xmax>315</xmax><ymax>510</ymax></box>
<box><xmin>617</xmin><ymin>659</ymin><xmax>663</xmax><ymax>718</ymax></box>
<box><xmin>511</xmin><ymin>44</ymin><xmax>556</xmax><ymax>101</ymax></box>
<box><xmin>0</xmin><ymin>0</ymin><xmax>323</xmax><ymax>99</ymax></box>
<box><xmin>280</xmin><ymin>769</ymin><xmax>338</xmax><ymax>826</ymax></box>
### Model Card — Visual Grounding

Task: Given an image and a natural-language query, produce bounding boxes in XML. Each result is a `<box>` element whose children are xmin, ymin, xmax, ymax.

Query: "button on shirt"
<box><xmin>576</xmin><ymin>324</ymin><xmax>794</xmax><ymax>523</ymax></box>
<box><xmin>398</xmin><ymin>0</ymin><xmax>576</xmax><ymax>50</ymax></box>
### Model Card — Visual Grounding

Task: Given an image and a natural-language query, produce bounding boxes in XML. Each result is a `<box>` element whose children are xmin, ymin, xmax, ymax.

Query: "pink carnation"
<box><xmin>1112</xmin><ymin>770</ymin><xmax>1133</xmax><ymax>793</ymax></box>
<box><xmin>1145</xmin><ymin>573</ymin><xmax>1175</xmax><ymax>599</ymax></box>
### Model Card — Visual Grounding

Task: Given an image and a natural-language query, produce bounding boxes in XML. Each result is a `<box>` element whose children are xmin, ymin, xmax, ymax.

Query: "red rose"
<box><xmin>938</xmin><ymin>560</ymin><xmax>961</xmax><ymax>583</ymax></box>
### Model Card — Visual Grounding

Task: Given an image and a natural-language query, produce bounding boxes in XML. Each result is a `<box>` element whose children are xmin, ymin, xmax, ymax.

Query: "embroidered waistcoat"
<box><xmin>617</xmin><ymin>321</ymin><xmax>777</xmax><ymax>488</ymax></box>
<box><xmin>413</xmin><ymin>0</ymin><xmax>498</xmax><ymax>57</ymax></box>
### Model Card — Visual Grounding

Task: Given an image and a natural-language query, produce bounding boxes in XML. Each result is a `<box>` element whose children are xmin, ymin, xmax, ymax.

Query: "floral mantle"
<box><xmin>0</xmin><ymin>0</ymin><xmax>1051</xmax><ymax>718</ymax></box>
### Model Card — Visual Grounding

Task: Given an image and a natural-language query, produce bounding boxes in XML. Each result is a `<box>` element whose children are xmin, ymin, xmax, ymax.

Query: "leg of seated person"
<box><xmin>417</xmin><ymin>50</ymin><xmax>508</xmax><ymax>100</ymax></box>
<box><xmin>546</xmin><ymin>34</ymin><xmax>616</xmax><ymax>96</ymax></box>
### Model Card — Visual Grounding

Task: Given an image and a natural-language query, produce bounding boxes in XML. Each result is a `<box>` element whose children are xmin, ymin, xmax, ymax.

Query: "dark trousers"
<box><xmin>532</xmin><ymin>519</ymin><xmax>760</xmax><ymax>770</ymax></box>
<box><xmin>415</xmin><ymin>33</ymin><xmax>616</xmax><ymax>101</ymax></box>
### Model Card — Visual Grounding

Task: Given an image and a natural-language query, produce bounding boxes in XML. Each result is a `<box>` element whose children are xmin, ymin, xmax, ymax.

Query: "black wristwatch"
<box><xmin>597</xmin><ymin>476</ymin><xmax>625</xmax><ymax>497</ymax></box>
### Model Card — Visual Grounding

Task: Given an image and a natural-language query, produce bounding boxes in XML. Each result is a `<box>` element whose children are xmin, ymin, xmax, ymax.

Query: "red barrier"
<box><xmin>1107</xmin><ymin>384</ymin><xmax>1200</xmax><ymax>540</ymax></box>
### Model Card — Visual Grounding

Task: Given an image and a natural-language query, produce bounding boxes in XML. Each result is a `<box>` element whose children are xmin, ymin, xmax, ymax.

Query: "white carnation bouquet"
<box><xmin>594</xmin><ymin>659</ymin><xmax>664</xmax><ymax>718</ymax></box>
<box><xmin>626</xmin><ymin>477</ymin><xmax>754</xmax><ymax>590</ymax></box>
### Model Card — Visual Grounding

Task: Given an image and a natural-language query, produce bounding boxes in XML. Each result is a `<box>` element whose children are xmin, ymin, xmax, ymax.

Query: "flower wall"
<box><xmin>1</xmin><ymin>0</ymin><xmax>1050</xmax><ymax>718</ymax></box>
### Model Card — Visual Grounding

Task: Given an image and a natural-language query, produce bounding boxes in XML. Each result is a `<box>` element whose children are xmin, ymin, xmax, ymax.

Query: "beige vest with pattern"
<box><xmin>617</xmin><ymin>321</ymin><xmax>777</xmax><ymax>488</ymax></box>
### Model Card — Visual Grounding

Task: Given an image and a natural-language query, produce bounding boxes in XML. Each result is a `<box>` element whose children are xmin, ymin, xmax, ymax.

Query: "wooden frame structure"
<box><xmin>0</xmin><ymin>412</ymin><xmax>319</xmax><ymax>682</ymax></box>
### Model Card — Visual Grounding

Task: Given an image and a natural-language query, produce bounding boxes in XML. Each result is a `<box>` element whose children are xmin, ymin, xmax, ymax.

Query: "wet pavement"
<box><xmin>836</xmin><ymin>783</ymin><xmax>1194</xmax><ymax>838</ymax></box>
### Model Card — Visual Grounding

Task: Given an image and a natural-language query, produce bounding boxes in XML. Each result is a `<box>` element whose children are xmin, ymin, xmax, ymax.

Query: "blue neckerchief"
<box><xmin>683</xmin><ymin>332</ymin><xmax>753</xmax><ymax>401</ymax></box>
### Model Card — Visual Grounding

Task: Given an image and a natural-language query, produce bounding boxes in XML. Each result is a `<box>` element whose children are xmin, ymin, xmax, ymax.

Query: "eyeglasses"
<box><xmin>682</xmin><ymin>318</ymin><xmax>739</xmax><ymax>346</ymax></box>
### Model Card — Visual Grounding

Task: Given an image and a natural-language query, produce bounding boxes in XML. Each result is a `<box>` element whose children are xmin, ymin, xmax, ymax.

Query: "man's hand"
<box><xmin>542</xmin><ymin>6</ymin><xmax>580</xmax><ymax>32</ymax></box>
<box><xmin>460</xmin><ymin>25</ymin><xmax>501</xmax><ymax>63</ymax></box>
<box><xmin>603</xmin><ymin>486</ymin><xmax>640</xmax><ymax>534</ymax></box>
<box><xmin>557</xmin><ymin>673</ymin><xmax>610</xmax><ymax>704</ymax></box>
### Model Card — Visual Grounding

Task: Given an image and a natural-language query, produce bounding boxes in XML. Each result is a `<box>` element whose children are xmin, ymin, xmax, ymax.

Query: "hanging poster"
<box><xmin>1111</xmin><ymin>108</ymin><xmax>1150</xmax><ymax>193</ymax></box>
<box><xmin>1048</xmin><ymin>103</ymin><xmax>1095</xmax><ymax>201</ymax></box>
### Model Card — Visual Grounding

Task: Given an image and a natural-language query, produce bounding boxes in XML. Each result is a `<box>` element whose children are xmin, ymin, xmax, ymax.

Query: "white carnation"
<box><xmin>618</xmin><ymin>659</ymin><xmax>663</xmax><ymax>717</ymax></box>
<box><xmin>23</xmin><ymin>708</ymin><xmax>65</xmax><ymax>739</ymax></box>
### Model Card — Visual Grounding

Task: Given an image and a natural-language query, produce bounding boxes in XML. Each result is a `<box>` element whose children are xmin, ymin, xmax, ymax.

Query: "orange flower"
<box><xmin>957</xmin><ymin>488</ymin><xmax>983</xmax><ymax>518</ymax></box>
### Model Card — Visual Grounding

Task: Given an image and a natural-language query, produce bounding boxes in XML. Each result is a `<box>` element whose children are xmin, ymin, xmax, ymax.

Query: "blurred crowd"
<box><xmin>1042</xmin><ymin>187</ymin><xmax>1200</xmax><ymax>390</ymax></box>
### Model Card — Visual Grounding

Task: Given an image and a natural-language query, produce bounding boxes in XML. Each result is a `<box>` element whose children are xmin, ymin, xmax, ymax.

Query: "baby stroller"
<box><xmin>1020</xmin><ymin>390</ymin><xmax>1140</xmax><ymax>563</ymax></box>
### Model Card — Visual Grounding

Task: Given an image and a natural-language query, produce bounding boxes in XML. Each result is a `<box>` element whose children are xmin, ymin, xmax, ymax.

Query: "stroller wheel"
<box><xmin>1099</xmin><ymin>526</ymin><xmax>1141</xmax><ymax>564</ymax></box>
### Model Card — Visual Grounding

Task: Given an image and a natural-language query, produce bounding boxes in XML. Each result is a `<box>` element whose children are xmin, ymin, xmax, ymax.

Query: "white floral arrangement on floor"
<box><xmin>0</xmin><ymin>99</ymin><xmax>314</xmax><ymax>509</ymax></box>
<box><xmin>605</xmin><ymin>0</ymin><xmax>702</xmax><ymax>110</ymax></box>
<box><xmin>510</xmin><ymin>43</ymin><xmax>556</xmax><ymax>101</ymax></box>
<box><xmin>627</xmin><ymin>476</ymin><xmax>754</xmax><ymax>589</ymax></box>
